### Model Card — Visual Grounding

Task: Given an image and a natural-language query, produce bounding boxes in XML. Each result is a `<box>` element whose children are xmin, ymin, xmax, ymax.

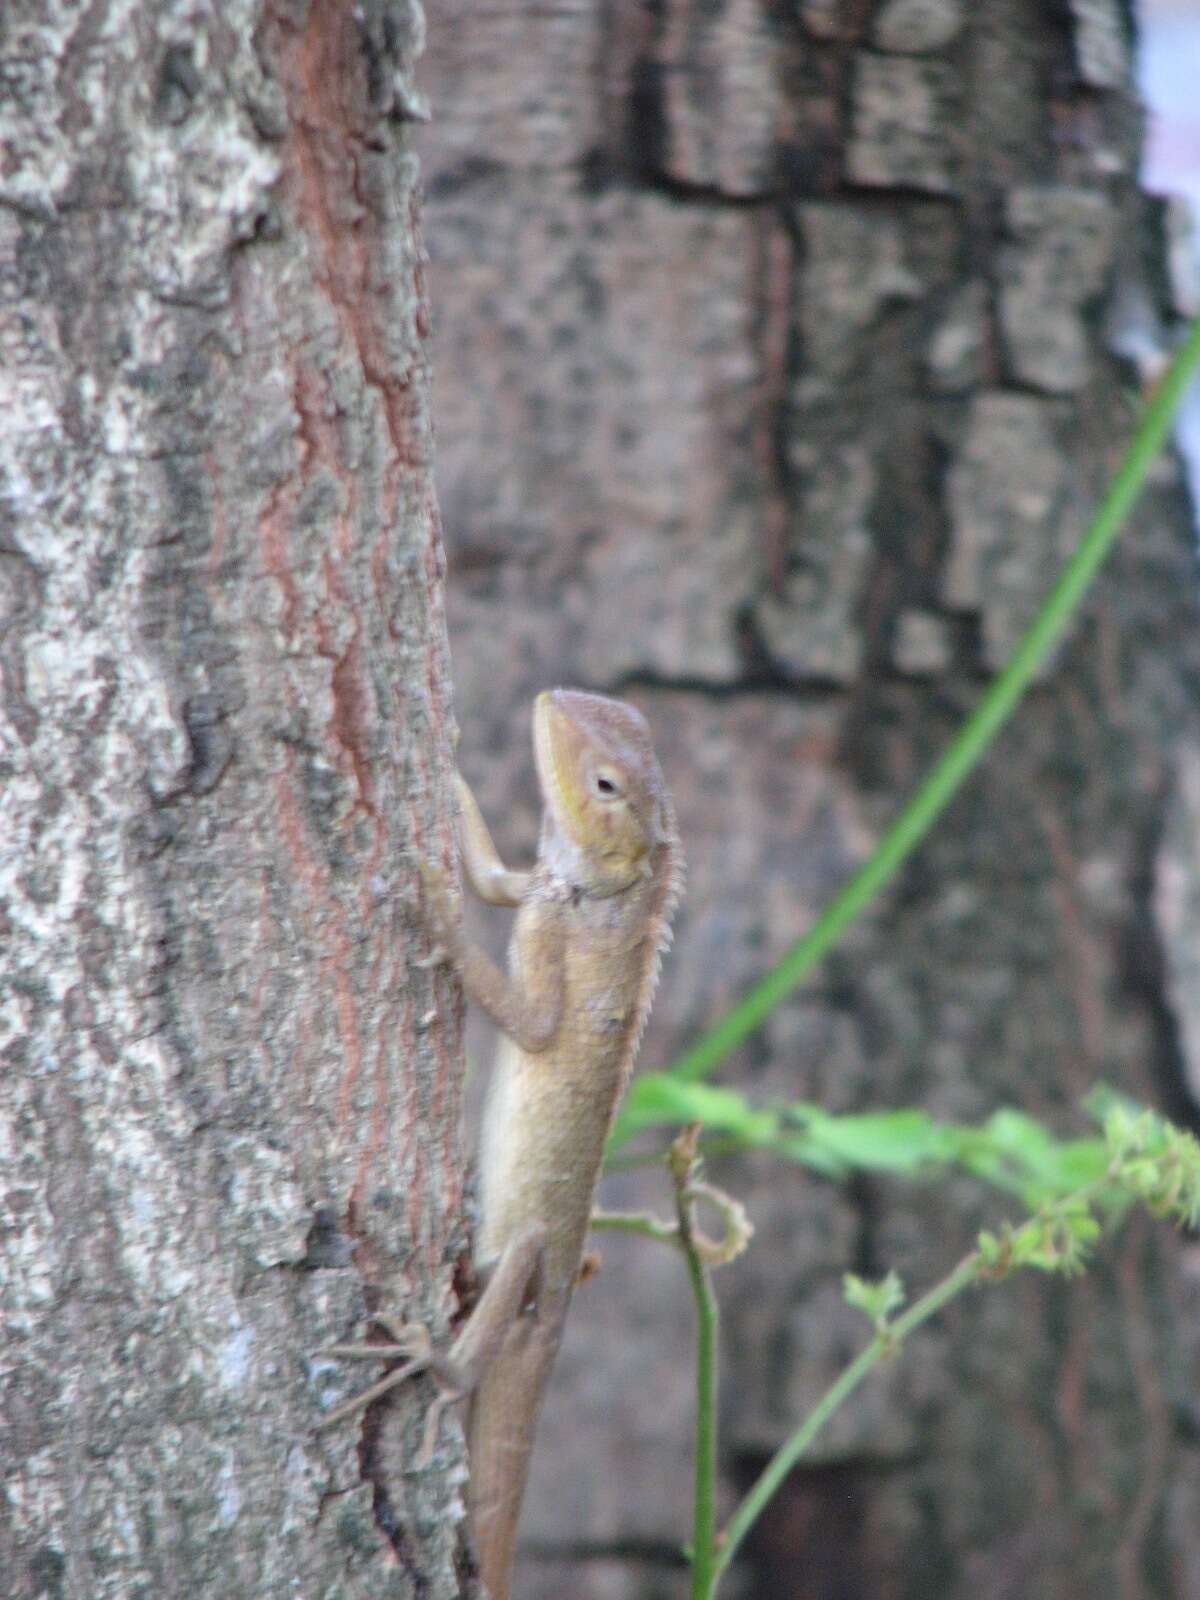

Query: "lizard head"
<box><xmin>533</xmin><ymin>689</ymin><xmax>670</xmax><ymax>893</ymax></box>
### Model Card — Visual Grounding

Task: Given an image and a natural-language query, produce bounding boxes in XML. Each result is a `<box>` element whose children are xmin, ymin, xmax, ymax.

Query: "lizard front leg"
<box><xmin>421</xmin><ymin>861</ymin><xmax>565</xmax><ymax>1053</ymax></box>
<box><xmin>454</xmin><ymin>773</ymin><xmax>532</xmax><ymax>908</ymax></box>
<box><xmin>319</xmin><ymin>824</ymin><xmax>562</xmax><ymax>1432</ymax></box>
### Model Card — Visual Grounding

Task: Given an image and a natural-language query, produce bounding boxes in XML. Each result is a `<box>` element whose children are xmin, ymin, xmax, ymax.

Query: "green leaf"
<box><xmin>1102</xmin><ymin>1105</ymin><xmax>1200</xmax><ymax>1227</ymax></box>
<box><xmin>784</xmin><ymin>1108</ymin><xmax>953</xmax><ymax>1176</ymax></box>
<box><xmin>611</xmin><ymin>1074</ymin><xmax>779</xmax><ymax>1148</ymax></box>
<box><xmin>844</xmin><ymin>1269</ymin><xmax>906</xmax><ymax>1331</ymax></box>
<box><xmin>964</xmin><ymin>1111</ymin><xmax>1109</xmax><ymax>1206</ymax></box>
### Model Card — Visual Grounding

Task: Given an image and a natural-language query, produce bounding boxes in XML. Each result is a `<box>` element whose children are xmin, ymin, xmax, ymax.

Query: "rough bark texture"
<box><xmin>1</xmin><ymin>3</ymin><xmax>473</xmax><ymax>1597</ymax></box>
<box><xmin>417</xmin><ymin>2</ymin><xmax>1200</xmax><ymax>1597</ymax></box>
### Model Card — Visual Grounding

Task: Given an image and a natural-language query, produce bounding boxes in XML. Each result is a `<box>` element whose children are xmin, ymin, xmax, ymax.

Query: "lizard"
<box><xmin>324</xmin><ymin>688</ymin><xmax>683</xmax><ymax>1600</ymax></box>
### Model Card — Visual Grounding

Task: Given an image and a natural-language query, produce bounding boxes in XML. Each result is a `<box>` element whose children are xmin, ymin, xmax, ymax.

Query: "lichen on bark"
<box><xmin>1</xmin><ymin>3</ymin><xmax>471</xmax><ymax>1596</ymax></box>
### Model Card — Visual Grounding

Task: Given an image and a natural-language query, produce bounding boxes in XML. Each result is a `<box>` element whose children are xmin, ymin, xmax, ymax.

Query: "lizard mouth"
<box><xmin>534</xmin><ymin>689</ymin><xmax>603</xmax><ymax>854</ymax></box>
<box><xmin>533</xmin><ymin>691</ymin><xmax>577</xmax><ymax>831</ymax></box>
<box><xmin>532</xmin><ymin>690</ymin><xmax>560</xmax><ymax>796</ymax></box>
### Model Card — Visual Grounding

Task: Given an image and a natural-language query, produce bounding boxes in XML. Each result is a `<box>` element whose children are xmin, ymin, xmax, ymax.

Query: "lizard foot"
<box><xmin>317</xmin><ymin>1318</ymin><xmax>467</xmax><ymax>1463</ymax></box>
<box><xmin>317</xmin><ymin>1319</ymin><xmax>435</xmax><ymax>1429</ymax></box>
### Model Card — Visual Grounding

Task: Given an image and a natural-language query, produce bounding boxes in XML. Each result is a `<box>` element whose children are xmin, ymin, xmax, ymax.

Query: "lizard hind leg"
<box><xmin>447</xmin><ymin>1220</ymin><xmax>548</xmax><ymax>1388</ymax></box>
<box><xmin>315</xmin><ymin>1223</ymin><xmax>548</xmax><ymax>1434</ymax></box>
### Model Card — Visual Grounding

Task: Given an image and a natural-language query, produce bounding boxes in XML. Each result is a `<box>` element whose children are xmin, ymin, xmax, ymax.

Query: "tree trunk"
<box><xmin>419</xmin><ymin>2</ymin><xmax>1200</xmax><ymax>1597</ymax></box>
<box><xmin>1</xmin><ymin>3</ymin><xmax>472</xmax><ymax>1596</ymax></box>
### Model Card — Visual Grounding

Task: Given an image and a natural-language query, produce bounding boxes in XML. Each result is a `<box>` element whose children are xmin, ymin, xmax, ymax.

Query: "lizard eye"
<box><xmin>594</xmin><ymin>771</ymin><xmax>622</xmax><ymax>798</ymax></box>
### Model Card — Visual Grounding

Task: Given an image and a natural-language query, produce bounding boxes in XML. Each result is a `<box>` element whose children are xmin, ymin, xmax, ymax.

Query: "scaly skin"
<box><xmin>463</xmin><ymin>690</ymin><xmax>682</xmax><ymax>1599</ymax></box>
<box><xmin>324</xmin><ymin>690</ymin><xmax>681</xmax><ymax>1600</ymax></box>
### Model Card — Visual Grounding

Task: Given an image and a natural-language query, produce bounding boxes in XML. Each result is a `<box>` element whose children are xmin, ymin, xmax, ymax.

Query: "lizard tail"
<box><xmin>466</xmin><ymin>1322</ymin><xmax>553</xmax><ymax>1599</ymax></box>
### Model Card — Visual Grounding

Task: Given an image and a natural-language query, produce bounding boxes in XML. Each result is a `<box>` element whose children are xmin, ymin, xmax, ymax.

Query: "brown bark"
<box><xmin>418</xmin><ymin>2</ymin><xmax>1200</xmax><ymax>1597</ymax></box>
<box><xmin>1</xmin><ymin>3</ymin><xmax>471</xmax><ymax>1596</ymax></box>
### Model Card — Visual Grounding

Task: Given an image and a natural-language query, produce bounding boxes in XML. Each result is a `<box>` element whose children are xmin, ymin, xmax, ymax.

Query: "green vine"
<box><xmin>612</xmin><ymin>318</ymin><xmax>1200</xmax><ymax>1151</ymax></box>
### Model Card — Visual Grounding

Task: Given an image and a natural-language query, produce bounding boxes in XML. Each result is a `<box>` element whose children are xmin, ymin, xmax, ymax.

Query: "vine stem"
<box><xmin>684</xmin><ymin>1227</ymin><xmax>719</xmax><ymax>1600</ymax></box>
<box><xmin>706</xmin><ymin>1252</ymin><xmax>983</xmax><ymax>1590</ymax></box>
<box><xmin>607</xmin><ymin>316</ymin><xmax>1200</xmax><ymax>1121</ymax></box>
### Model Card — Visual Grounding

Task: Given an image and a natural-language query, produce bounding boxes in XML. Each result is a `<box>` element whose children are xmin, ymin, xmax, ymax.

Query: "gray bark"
<box><xmin>417</xmin><ymin>1</ymin><xmax>1200</xmax><ymax>1597</ymax></box>
<box><xmin>1</xmin><ymin>3</ymin><xmax>471</xmax><ymax>1597</ymax></box>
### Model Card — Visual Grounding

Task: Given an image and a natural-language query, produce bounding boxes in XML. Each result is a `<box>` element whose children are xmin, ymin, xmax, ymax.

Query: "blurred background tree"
<box><xmin>419</xmin><ymin>2</ymin><xmax>1200</xmax><ymax>1597</ymax></box>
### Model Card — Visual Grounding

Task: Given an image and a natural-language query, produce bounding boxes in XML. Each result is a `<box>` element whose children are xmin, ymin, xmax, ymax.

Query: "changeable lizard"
<box><xmin>326</xmin><ymin>689</ymin><xmax>683</xmax><ymax>1600</ymax></box>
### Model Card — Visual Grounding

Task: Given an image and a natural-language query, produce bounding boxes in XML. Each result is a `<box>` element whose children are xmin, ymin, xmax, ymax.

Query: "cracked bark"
<box><xmin>1</xmin><ymin>3</ymin><xmax>473</xmax><ymax>1598</ymax></box>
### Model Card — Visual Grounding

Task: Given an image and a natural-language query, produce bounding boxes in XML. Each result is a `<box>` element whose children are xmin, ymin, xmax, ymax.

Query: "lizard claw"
<box><xmin>317</xmin><ymin>1353</ymin><xmax>431</xmax><ymax>1430</ymax></box>
<box><xmin>414</xmin><ymin>945</ymin><xmax>450</xmax><ymax>970</ymax></box>
<box><xmin>316</xmin><ymin>1319</ymin><xmax>440</xmax><ymax>1430</ymax></box>
<box><xmin>374</xmin><ymin>1316</ymin><xmax>436</xmax><ymax>1359</ymax></box>
<box><xmin>319</xmin><ymin>1317</ymin><xmax>433</xmax><ymax>1365</ymax></box>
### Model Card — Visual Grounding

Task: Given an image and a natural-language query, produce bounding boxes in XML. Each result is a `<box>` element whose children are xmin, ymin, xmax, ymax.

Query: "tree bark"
<box><xmin>1</xmin><ymin>3</ymin><xmax>471</xmax><ymax>1597</ymax></box>
<box><xmin>418</xmin><ymin>2</ymin><xmax>1200</xmax><ymax>1598</ymax></box>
